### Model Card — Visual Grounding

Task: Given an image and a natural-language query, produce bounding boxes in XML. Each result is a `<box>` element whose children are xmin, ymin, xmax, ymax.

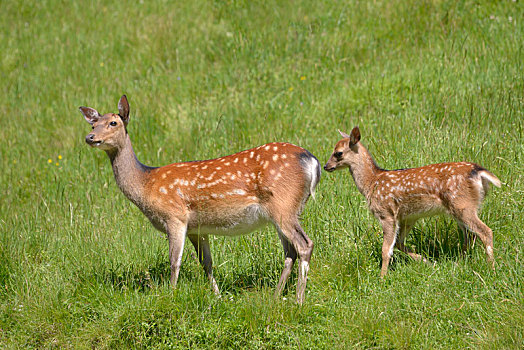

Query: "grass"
<box><xmin>0</xmin><ymin>0</ymin><xmax>523</xmax><ymax>348</ymax></box>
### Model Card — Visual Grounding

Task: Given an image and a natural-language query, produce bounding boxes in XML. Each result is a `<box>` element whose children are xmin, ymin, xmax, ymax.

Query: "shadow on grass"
<box><xmin>372</xmin><ymin>220</ymin><xmax>473</xmax><ymax>273</ymax></box>
<box><xmin>99</xmin><ymin>253</ymin><xmax>284</xmax><ymax>295</ymax></box>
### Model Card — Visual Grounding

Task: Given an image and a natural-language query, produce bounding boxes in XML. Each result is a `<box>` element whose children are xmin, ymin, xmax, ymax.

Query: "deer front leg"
<box><xmin>188</xmin><ymin>234</ymin><xmax>220</xmax><ymax>295</ymax></box>
<box><xmin>167</xmin><ymin>220</ymin><xmax>188</xmax><ymax>287</ymax></box>
<box><xmin>380</xmin><ymin>219</ymin><xmax>399</xmax><ymax>277</ymax></box>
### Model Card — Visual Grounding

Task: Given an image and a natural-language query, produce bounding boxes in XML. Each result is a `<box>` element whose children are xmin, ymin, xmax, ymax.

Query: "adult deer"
<box><xmin>80</xmin><ymin>95</ymin><xmax>320</xmax><ymax>303</ymax></box>
<box><xmin>324</xmin><ymin>126</ymin><xmax>500</xmax><ymax>277</ymax></box>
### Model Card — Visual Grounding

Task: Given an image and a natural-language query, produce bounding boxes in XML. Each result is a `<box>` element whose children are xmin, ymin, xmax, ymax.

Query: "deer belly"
<box><xmin>187</xmin><ymin>204</ymin><xmax>269</xmax><ymax>236</ymax></box>
<box><xmin>399</xmin><ymin>200</ymin><xmax>446</xmax><ymax>221</ymax></box>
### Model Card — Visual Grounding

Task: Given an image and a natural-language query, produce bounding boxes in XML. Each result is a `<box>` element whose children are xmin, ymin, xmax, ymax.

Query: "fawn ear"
<box><xmin>349</xmin><ymin>126</ymin><xmax>361</xmax><ymax>146</ymax></box>
<box><xmin>79</xmin><ymin>106</ymin><xmax>100</xmax><ymax>125</ymax></box>
<box><xmin>118</xmin><ymin>95</ymin><xmax>130</xmax><ymax>126</ymax></box>
<box><xmin>338</xmin><ymin>129</ymin><xmax>351</xmax><ymax>139</ymax></box>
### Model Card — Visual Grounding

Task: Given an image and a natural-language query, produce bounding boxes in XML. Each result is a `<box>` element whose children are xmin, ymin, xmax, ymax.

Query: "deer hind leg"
<box><xmin>457</xmin><ymin>221</ymin><xmax>475</xmax><ymax>254</ymax></box>
<box><xmin>274</xmin><ymin>229</ymin><xmax>298</xmax><ymax>297</ymax></box>
<box><xmin>166</xmin><ymin>220</ymin><xmax>188</xmax><ymax>287</ymax></box>
<box><xmin>380</xmin><ymin>219</ymin><xmax>399</xmax><ymax>277</ymax></box>
<box><xmin>456</xmin><ymin>210</ymin><xmax>495</xmax><ymax>269</ymax></box>
<box><xmin>188</xmin><ymin>234</ymin><xmax>220</xmax><ymax>295</ymax></box>
<box><xmin>396</xmin><ymin>220</ymin><xmax>427</xmax><ymax>263</ymax></box>
<box><xmin>274</xmin><ymin>220</ymin><xmax>314</xmax><ymax>304</ymax></box>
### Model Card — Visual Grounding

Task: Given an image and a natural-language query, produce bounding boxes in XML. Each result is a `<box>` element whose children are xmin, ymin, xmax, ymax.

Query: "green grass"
<box><xmin>1</xmin><ymin>0</ymin><xmax>523</xmax><ymax>348</ymax></box>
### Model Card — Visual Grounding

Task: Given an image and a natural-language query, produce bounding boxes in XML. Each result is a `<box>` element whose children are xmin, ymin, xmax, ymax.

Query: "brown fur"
<box><xmin>324</xmin><ymin>127</ymin><xmax>500</xmax><ymax>276</ymax></box>
<box><xmin>80</xmin><ymin>95</ymin><xmax>320</xmax><ymax>304</ymax></box>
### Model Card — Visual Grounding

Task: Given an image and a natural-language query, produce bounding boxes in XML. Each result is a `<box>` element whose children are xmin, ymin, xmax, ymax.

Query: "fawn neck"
<box><xmin>349</xmin><ymin>143</ymin><xmax>383</xmax><ymax>199</ymax></box>
<box><xmin>106</xmin><ymin>134</ymin><xmax>151</xmax><ymax>205</ymax></box>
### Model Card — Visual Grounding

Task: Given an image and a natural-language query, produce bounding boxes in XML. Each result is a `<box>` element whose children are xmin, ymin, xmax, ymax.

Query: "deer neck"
<box><xmin>106</xmin><ymin>135</ymin><xmax>150</xmax><ymax>205</ymax></box>
<box><xmin>349</xmin><ymin>143</ymin><xmax>382</xmax><ymax>200</ymax></box>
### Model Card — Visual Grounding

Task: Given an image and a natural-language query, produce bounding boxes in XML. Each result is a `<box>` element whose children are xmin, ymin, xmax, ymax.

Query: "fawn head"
<box><xmin>79</xmin><ymin>95</ymin><xmax>130</xmax><ymax>152</ymax></box>
<box><xmin>324</xmin><ymin>126</ymin><xmax>361</xmax><ymax>172</ymax></box>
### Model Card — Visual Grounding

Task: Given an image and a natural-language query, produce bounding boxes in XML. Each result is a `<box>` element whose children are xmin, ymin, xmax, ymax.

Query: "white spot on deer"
<box><xmin>243</xmin><ymin>158</ymin><xmax>248</xmax><ymax>164</ymax></box>
<box><xmin>190</xmin><ymin>180</ymin><xmax>196</xmax><ymax>186</ymax></box>
<box><xmin>216</xmin><ymin>167</ymin><xmax>222</xmax><ymax>170</ymax></box>
<box><xmin>225</xmin><ymin>162</ymin><xmax>230</xmax><ymax>166</ymax></box>
<box><xmin>284</xmin><ymin>162</ymin><xmax>290</xmax><ymax>167</ymax></box>
<box><xmin>272</xmin><ymin>154</ymin><xmax>278</xmax><ymax>161</ymax></box>
<box><xmin>162</xmin><ymin>173</ymin><xmax>167</xmax><ymax>179</ymax></box>
<box><xmin>202</xmin><ymin>165</ymin><xmax>208</xmax><ymax>170</ymax></box>
<box><xmin>197</xmin><ymin>183</ymin><xmax>206</xmax><ymax>189</ymax></box>
<box><xmin>173</xmin><ymin>179</ymin><xmax>180</xmax><ymax>185</ymax></box>
<box><xmin>273</xmin><ymin>146</ymin><xmax>278</xmax><ymax>151</ymax></box>
<box><xmin>159</xmin><ymin>186</ymin><xmax>167</xmax><ymax>194</ymax></box>
<box><xmin>250</xmin><ymin>173</ymin><xmax>256</xmax><ymax>179</ymax></box>
<box><xmin>263</xmin><ymin>161</ymin><xmax>269</xmax><ymax>169</ymax></box>
<box><xmin>167</xmin><ymin>170</ymin><xmax>171</xmax><ymax>174</ymax></box>
<box><xmin>219</xmin><ymin>194</ymin><xmax>225</xmax><ymax>199</ymax></box>
<box><xmin>270</xmin><ymin>169</ymin><xmax>275</xmax><ymax>175</ymax></box>
<box><xmin>169</xmin><ymin>200</ymin><xmax>174</xmax><ymax>204</ymax></box>
<box><xmin>211</xmin><ymin>193</ymin><xmax>218</xmax><ymax>198</ymax></box>
<box><xmin>234</xmin><ymin>158</ymin><xmax>238</xmax><ymax>163</ymax></box>
<box><xmin>256</xmin><ymin>154</ymin><xmax>261</xmax><ymax>161</ymax></box>
<box><xmin>265</xmin><ymin>145</ymin><xmax>270</xmax><ymax>151</ymax></box>
<box><xmin>232</xmin><ymin>189</ymin><xmax>246</xmax><ymax>195</ymax></box>
<box><xmin>281</xmin><ymin>154</ymin><xmax>287</xmax><ymax>159</ymax></box>
<box><xmin>250</xmin><ymin>152</ymin><xmax>254</xmax><ymax>158</ymax></box>
<box><xmin>248</xmin><ymin>196</ymin><xmax>258</xmax><ymax>201</ymax></box>
<box><xmin>220</xmin><ymin>158</ymin><xmax>226</xmax><ymax>163</ymax></box>
<box><xmin>169</xmin><ymin>184</ymin><xmax>174</xmax><ymax>189</ymax></box>
<box><xmin>177</xmin><ymin>189</ymin><xmax>184</xmax><ymax>198</ymax></box>
<box><xmin>231</xmin><ymin>175</ymin><xmax>236</xmax><ymax>180</ymax></box>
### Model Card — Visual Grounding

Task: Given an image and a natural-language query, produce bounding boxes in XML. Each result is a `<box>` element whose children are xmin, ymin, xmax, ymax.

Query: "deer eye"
<box><xmin>110</xmin><ymin>121</ymin><xmax>117</xmax><ymax>126</ymax></box>
<box><xmin>91</xmin><ymin>126</ymin><xmax>95</xmax><ymax>130</ymax></box>
<box><xmin>334</xmin><ymin>151</ymin><xmax>343</xmax><ymax>158</ymax></box>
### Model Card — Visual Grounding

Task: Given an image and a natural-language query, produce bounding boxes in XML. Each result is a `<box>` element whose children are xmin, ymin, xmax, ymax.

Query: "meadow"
<box><xmin>0</xmin><ymin>0</ymin><xmax>522</xmax><ymax>348</ymax></box>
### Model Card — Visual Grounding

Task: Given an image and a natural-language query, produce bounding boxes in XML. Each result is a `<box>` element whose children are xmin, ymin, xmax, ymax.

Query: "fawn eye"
<box><xmin>91</xmin><ymin>126</ymin><xmax>95</xmax><ymax>130</ymax></box>
<box><xmin>334</xmin><ymin>151</ymin><xmax>343</xmax><ymax>158</ymax></box>
<box><xmin>110</xmin><ymin>121</ymin><xmax>117</xmax><ymax>126</ymax></box>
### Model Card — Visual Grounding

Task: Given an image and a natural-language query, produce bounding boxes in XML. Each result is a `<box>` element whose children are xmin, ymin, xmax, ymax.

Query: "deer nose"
<box><xmin>323</xmin><ymin>164</ymin><xmax>334</xmax><ymax>172</ymax></box>
<box><xmin>85</xmin><ymin>134</ymin><xmax>95</xmax><ymax>144</ymax></box>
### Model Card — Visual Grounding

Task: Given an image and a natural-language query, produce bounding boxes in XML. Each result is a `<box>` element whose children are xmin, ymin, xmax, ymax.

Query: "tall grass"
<box><xmin>0</xmin><ymin>0</ymin><xmax>522</xmax><ymax>348</ymax></box>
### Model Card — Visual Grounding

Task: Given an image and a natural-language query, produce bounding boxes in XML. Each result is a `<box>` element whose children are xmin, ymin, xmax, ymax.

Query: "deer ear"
<box><xmin>349</xmin><ymin>126</ymin><xmax>361</xmax><ymax>146</ymax></box>
<box><xmin>118</xmin><ymin>95</ymin><xmax>130</xmax><ymax>126</ymax></box>
<box><xmin>338</xmin><ymin>129</ymin><xmax>351</xmax><ymax>139</ymax></box>
<box><xmin>79</xmin><ymin>106</ymin><xmax>100</xmax><ymax>125</ymax></box>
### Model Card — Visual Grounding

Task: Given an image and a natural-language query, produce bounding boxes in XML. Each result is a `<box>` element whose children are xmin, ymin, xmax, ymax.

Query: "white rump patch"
<box><xmin>159</xmin><ymin>186</ymin><xmax>167</xmax><ymax>194</ymax></box>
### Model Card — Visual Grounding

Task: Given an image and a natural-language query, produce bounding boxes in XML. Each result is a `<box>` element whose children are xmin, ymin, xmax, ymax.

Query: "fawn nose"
<box><xmin>85</xmin><ymin>134</ymin><xmax>95</xmax><ymax>144</ymax></box>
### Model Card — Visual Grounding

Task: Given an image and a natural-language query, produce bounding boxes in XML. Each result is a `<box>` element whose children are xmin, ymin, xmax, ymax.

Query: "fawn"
<box><xmin>324</xmin><ymin>126</ymin><xmax>501</xmax><ymax>276</ymax></box>
<box><xmin>80</xmin><ymin>95</ymin><xmax>320</xmax><ymax>303</ymax></box>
